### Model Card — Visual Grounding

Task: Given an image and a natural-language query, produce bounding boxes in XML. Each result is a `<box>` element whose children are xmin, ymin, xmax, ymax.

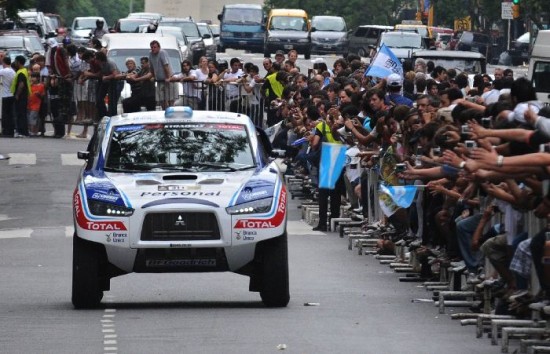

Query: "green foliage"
<box><xmin>1</xmin><ymin>0</ymin><xmax>33</xmax><ymax>19</ymax></box>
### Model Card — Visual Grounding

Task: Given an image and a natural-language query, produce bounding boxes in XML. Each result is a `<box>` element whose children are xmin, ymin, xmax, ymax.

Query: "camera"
<box><xmin>492</xmin><ymin>205</ymin><xmax>501</xmax><ymax>214</ymax></box>
<box><xmin>395</xmin><ymin>163</ymin><xmax>406</xmax><ymax>173</ymax></box>
<box><xmin>466</xmin><ymin>96</ymin><xmax>476</xmax><ymax>103</ymax></box>
<box><xmin>433</xmin><ymin>147</ymin><xmax>441</xmax><ymax>157</ymax></box>
<box><xmin>465</xmin><ymin>140</ymin><xmax>477</xmax><ymax>150</ymax></box>
<box><xmin>540</xmin><ymin>144</ymin><xmax>550</xmax><ymax>153</ymax></box>
<box><xmin>482</xmin><ymin>117</ymin><xmax>491</xmax><ymax>128</ymax></box>
<box><xmin>461</xmin><ymin>125</ymin><xmax>471</xmax><ymax>134</ymax></box>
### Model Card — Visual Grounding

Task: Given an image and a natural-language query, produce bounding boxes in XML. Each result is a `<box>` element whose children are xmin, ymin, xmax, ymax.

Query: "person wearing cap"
<box><xmin>274</xmin><ymin>50</ymin><xmax>285</xmax><ymax>65</ymax></box>
<box><xmin>386</xmin><ymin>73</ymin><xmax>413</xmax><ymax>108</ymax></box>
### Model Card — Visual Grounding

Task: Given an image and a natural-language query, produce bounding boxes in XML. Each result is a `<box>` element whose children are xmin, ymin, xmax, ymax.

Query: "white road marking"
<box><xmin>0</xmin><ymin>214</ymin><xmax>19</xmax><ymax>222</ymax></box>
<box><xmin>104</xmin><ymin>334</ymin><xmax>117</xmax><ymax>339</ymax></box>
<box><xmin>8</xmin><ymin>153</ymin><xmax>36</xmax><ymax>165</ymax></box>
<box><xmin>61</xmin><ymin>153</ymin><xmax>84</xmax><ymax>166</ymax></box>
<box><xmin>103</xmin><ymin>314</ymin><xmax>115</xmax><ymax>318</ymax></box>
<box><xmin>287</xmin><ymin>220</ymin><xmax>326</xmax><ymax>235</ymax></box>
<box><xmin>102</xmin><ymin>329</ymin><xmax>115</xmax><ymax>333</ymax></box>
<box><xmin>105</xmin><ymin>309</ymin><xmax>116</xmax><ymax>313</ymax></box>
<box><xmin>65</xmin><ymin>226</ymin><xmax>74</xmax><ymax>237</ymax></box>
<box><xmin>0</xmin><ymin>228</ymin><xmax>33</xmax><ymax>239</ymax></box>
<box><xmin>104</xmin><ymin>340</ymin><xmax>117</xmax><ymax>345</ymax></box>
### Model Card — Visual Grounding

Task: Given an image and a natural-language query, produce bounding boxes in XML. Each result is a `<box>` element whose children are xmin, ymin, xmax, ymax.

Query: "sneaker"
<box><xmin>450</xmin><ymin>260</ymin><xmax>465</xmax><ymax>268</ymax></box>
<box><xmin>466</xmin><ymin>272</ymin><xmax>482</xmax><ymax>285</ymax></box>
<box><xmin>352</xmin><ymin>206</ymin><xmax>363</xmax><ymax>213</ymax></box>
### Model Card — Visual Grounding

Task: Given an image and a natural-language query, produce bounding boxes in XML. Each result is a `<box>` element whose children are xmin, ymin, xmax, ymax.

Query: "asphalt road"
<box><xmin>0</xmin><ymin>136</ymin><xmax>503</xmax><ymax>354</ymax></box>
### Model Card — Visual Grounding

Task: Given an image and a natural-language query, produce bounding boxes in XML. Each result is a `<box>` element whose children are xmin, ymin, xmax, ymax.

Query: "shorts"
<box><xmin>27</xmin><ymin>110</ymin><xmax>39</xmax><ymax>125</ymax></box>
<box><xmin>74</xmin><ymin>80</ymin><xmax>89</xmax><ymax>102</ymax></box>
<box><xmin>156</xmin><ymin>82</ymin><xmax>179</xmax><ymax>104</ymax></box>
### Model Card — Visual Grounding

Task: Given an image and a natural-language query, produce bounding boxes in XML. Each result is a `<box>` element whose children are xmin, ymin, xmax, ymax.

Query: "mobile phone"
<box><xmin>323</xmin><ymin>77</ymin><xmax>330</xmax><ymax>86</ymax></box>
<box><xmin>540</xmin><ymin>144</ymin><xmax>550</xmax><ymax>153</ymax></box>
<box><xmin>395</xmin><ymin>163</ymin><xmax>406</xmax><ymax>172</ymax></box>
<box><xmin>433</xmin><ymin>147</ymin><xmax>441</xmax><ymax>157</ymax></box>
<box><xmin>482</xmin><ymin>117</ymin><xmax>491</xmax><ymax>128</ymax></box>
<box><xmin>465</xmin><ymin>140</ymin><xmax>477</xmax><ymax>150</ymax></box>
<box><xmin>461</xmin><ymin>125</ymin><xmax>471</xmax><ymax>134</ymax></box>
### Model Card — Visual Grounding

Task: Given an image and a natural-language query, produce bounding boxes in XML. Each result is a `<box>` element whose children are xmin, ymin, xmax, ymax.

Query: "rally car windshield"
<box><xmin>104</xmin><ymin>123</ymin><xmax>255</xmax><ymax>172</ymax></box>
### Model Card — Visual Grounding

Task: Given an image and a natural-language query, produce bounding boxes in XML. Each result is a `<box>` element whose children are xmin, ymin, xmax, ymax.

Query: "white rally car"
<box><xmin>72</xmin><ymin>107</ymin><xmax>289</xmax><ymax>308</ymax></box>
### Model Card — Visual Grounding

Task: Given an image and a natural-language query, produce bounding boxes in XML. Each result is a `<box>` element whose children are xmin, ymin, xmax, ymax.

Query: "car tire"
<box><xmin>304</xmin><ymin>51</ymin><xmax>311</xmax><ymax>60</ymax></box>
<box><xmin>264</xmin><ymin>48</ymin><xmax>270</xmax><ymax>58</ymax></box>
<box><xmin>357</xmin><ymin>48</ymin><xmax>368</xmax><ymax>57</ymax></box>
<box><xmin>72</xmin><ymin>234</ymin><xmax>104</xmax><ymax>309</ymax></box>
<box><xmin>259</xmin><ymin>233</ymin><xmax>290</xmax><ymax>307</ymax></box>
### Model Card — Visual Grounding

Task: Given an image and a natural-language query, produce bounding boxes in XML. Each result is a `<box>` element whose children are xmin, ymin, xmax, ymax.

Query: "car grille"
<box><xmin>234</xmin><ymin>32</ymin><xmax>253</xmax><ymax>38</ymax></box>
<box><xmin>141</xmin><ymin>212</ymin><xmax>220</xmax><ymax>241</ymax></box>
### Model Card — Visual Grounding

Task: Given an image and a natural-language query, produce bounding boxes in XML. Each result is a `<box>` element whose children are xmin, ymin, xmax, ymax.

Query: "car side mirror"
<box><xmin>202</xmin><ymin>33</ymin><xmax>212</xmax><ymax>39</ymax></box>
<box><xmin>77</xmin><ymin>151</ymin><xmax>90</xmax><ymax>160</ymax></box>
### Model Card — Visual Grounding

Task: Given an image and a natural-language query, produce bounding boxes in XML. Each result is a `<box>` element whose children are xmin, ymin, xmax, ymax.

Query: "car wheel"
<box><xmin>259</xmin><ymin>233</ymin><xmax>289</xmax><ymax>307</ymax></box>
<box><xmin>264</xmin><ymin>47</ymin><xmax>270</xmax><ymax>58</ymax></box>
<box><xmin>304</xmin><ymin>51</ymin><xmax>311</xmax><ymax>60</ymax></box>
<box><xmin>357</xmin><ymin>48</ymin><xmax>368</xmax><ymax>57</ymax></box>
<box><xmin>72</xmin><ymin>234</ymin><xmax>104</xmax><ymax>309</ymax></box>
<box><xmin>218</xmin><ymin>45</ymin><xmax>225</xmax><ymax>53</ymax></box>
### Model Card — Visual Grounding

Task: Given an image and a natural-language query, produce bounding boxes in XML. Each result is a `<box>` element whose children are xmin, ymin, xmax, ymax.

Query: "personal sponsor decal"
<box><xmin>105</xmin><ymin>232</ymin><xmax>127</xmax><ymax>243</ymax></box>
<box><xmin>233</xmin><ymin>186</ymin><xmax>286</xmax><ymax>229</ymax></box>
<box><xmin>73</xmin><ymin>190</ymin><xmax>128</xmax><ymax>231</ymax></box>
<box><xmin>146</xmin><ymin>259</ymin><xmax>216</xmax><ymax>267</ymax></box>
<box><xmin>141</xmin><ymin>191</ymin><xmax>221</xmax><ymax>197</ymax></box>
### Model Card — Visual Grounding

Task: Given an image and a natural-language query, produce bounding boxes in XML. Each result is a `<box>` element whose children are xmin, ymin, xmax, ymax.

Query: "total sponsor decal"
<box><xmin>105</xmin><ymin>232</ymin><xmax>127</xmax><ymax>243</ymax></box>
<box><xmin>233</xmin><ymin>186</ymin><xmax>286</xmax><ymax>229</ymax></box>
<box><xmin>73</xmin><ymin>190</ymin><xmax>128</xmax><ymax>231</ymax></box>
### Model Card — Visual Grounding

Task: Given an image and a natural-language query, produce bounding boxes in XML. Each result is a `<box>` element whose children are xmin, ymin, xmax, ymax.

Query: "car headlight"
<box><xmin>268</xmin><ymin>37</ymin><xmax>281</xmax><ymax>42</ymax></box>
<box><xmin>191</xmin><ymin>41</ymin><xmax>205</xmax><ymax>50</ymax></box>
<box><xmin>252</xmin><ymin>33</ymin><xmax>263</xmax><ymax>38</ymax></box>
<box><xmin>226</xmin><ymin>197</ymin><xmax>273</xmax><ymax>215</ymax></box>
<box><xmin>221</xmin><ymin>31</ymin><xmax>231</xmax><ymax>36</ymax></box>
<box><xmin>297</xmin><ymin>38</ymin><xmax>309</xmax><ymax>43</ymax></box>
<box><xmin>88</xmin><ymin>200</ymin><xmax>134</xmax><ymax>216</ymax></box>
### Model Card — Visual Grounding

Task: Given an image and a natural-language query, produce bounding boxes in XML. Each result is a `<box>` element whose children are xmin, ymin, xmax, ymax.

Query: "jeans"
<box><xmin>455</xmin><ymin>213</ymin><xmax>483</xmax><ymax>272</ymax></box>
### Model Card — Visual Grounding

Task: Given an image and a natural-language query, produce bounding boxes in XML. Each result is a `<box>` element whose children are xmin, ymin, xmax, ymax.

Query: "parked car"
<box><xmin>155</xmin><ymin>25</ymin><xmax>193</xmax><ymax>63</ymax></box>
<box><xmin>310</xmin><ymin>15</ymin><xmax>348</xmax><ymax>56</ymax></box>
<box><xmin>69</xmin><ymin>16</ymin><xmax>109</xmax><ymax>46</ymax></box>
<box><xmin>347</xmin><ymin>25</ymin><xmax>392</xmax><ymax>57</ymax></box>
<box><xmin>112</xmin><ymin>18</ymin><xmax>151</xmax><ymax>33</ymax></box>
<box><xmin>160</xmin><ymin>17</ymin><xmax>206</xmax><ymax>65</ymax></box>
<box><xmin>196</xmin><ymin>22</ymin><xmax>217</xmax><ymax>60</ymax></box>
<box><xmin>454</xmin><ymin>31</ymin><xmax>494</xmax><ymax>63</ymax></box>
<box><xmin>71</xmin><ymin>106</ymin><xmax>289</xmax><ymax>309</ymax></box>
<box><xmin>508</xmin><ymin>32</ymin><xmax>530</xmax><ymax>66</ymax></box>
<box><xmin>0</xmin><ymin>31</ymin><xmax>45</xmax><ymax>58</ymax></box>
<box><xmin>412</xmin><ymin>50</ymin><xmax>486</xmax><ymax>75</ymax></box>
<box><xmin>208</xmin><ymin>24</ymin><xmax>220</xmax><ymax>51</ymax></box>
<box><xmin>372</xmin><ymin>31</ymin><xmax>424</xmax><ymax>60</ymax></box>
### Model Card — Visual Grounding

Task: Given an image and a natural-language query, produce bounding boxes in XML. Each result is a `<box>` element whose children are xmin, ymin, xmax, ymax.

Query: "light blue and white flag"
<box><xmin>291</xmin><ymin>137</ymin><xmax>308</xmax><ymax>146</ymax></box>
<box><xmin>319</xmin><ymin>142</ymin><xmax>347</xmax><ymax>189</ymax></box>
<box><xmin>379</xmin><ymin>184</ymin><xmax>419</xmax><ymax>209</ymax></box>
<box><xmin>364</xmin><ymin>44</ymin><xmax>403</xmax><ymax>79</ymax></box>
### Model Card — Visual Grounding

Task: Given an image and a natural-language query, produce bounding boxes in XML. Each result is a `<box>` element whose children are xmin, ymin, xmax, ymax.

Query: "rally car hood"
<box><xmin>82</xmin><ymin>168</ymin><xmax>280</xmax><ymax>210</ymax></box>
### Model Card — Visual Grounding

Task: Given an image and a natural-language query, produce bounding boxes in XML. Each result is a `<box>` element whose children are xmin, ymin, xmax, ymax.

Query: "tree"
<box><xmin>1</xmin><ymin>0</ymin><xmax>33</xmax><ymax>19</ymax></box>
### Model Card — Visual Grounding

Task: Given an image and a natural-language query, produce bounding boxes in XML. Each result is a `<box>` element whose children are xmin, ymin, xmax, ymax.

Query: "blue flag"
<box><xmin>291</xmin><ymin>137</ymin><xmax>308</xmax><ymax>146</ymax></box>
<box><xmin>364</xmin><ymin>44</ymin><xmax>403</xmax><ymax>78</ymax></box>
<box><xmin>319</xmin><ymin>143</ymin><xmax>347</xmax><ymax>189</ymax></box>
<box><xmin>379</xmin><ymin>185</ymin><xmax>418</xmax><ymax>208</ymax></box>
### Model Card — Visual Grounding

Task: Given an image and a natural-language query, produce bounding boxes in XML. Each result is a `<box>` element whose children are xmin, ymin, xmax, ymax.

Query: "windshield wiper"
<box><xmin>193</xmin><ymin>162</ymin><xmax>256</xmax><ymax>171</ymax></box>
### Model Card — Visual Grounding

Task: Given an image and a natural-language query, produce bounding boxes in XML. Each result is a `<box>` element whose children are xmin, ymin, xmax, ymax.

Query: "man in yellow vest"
<box><xmin>11</xmin><ymin>56</ymin><xmax>31</xmax><ymax>137</ymax></box>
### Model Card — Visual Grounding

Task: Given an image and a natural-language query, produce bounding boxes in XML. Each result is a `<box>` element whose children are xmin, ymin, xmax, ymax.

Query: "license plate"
<box><xmin>284</xmin><ymin>44</ymin><xmax>293</xmax><ymax>50</ymax></box>
<box><xmin>323</xmin><ymin>45</ymin><xmax>333</xmax><ymax>49</ymax></box>
<box><xmin>238</xmin><ymin>41</ymin><xmax>246</xmax><ymax>45</ymax></box>
<box><xmin>471</xmin><ymin>46</ymin><xmax>479</xmax><ymax>52</ymax></box>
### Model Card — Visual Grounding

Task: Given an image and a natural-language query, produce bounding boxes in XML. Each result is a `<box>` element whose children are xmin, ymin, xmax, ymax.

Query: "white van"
<box><xmin>101</xmin><ymin>33</ymin><xmax>184</xmax><ymax>99</ymax></box>
<box><xmin>528</xmin><ymin>30</ymin><xmax>550</xmax><ymax>105</ymax></box>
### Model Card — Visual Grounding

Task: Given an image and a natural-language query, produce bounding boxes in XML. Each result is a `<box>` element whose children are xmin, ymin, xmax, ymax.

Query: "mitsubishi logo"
<box><xmin>175</xmin><ymin>215</ymin><xmax>186</xmax><ymax>226</ymax></box>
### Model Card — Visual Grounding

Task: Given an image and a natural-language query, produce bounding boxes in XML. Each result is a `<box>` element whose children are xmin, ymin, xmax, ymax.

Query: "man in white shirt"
<box><xmin>0</xmin><ymin>56</ymin><xmax>16</xmax><ymax>136</ymax></box>
<box><xmin>221</xmin><ymin>57</ymin><xmax>244</xmax><ymax>113</ymax></box>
